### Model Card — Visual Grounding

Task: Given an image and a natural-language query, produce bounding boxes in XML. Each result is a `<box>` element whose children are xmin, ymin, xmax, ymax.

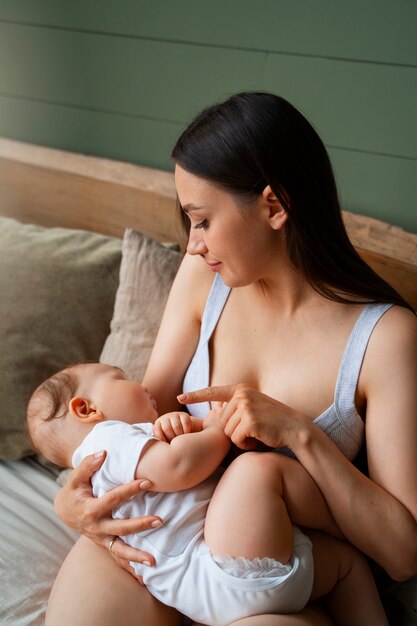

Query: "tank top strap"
<box><xmin>198</xmin><ymin>273</ymin><xmax>231</xmax><ymax>346</ymax></box>
<box><xmin>335</xmin><ymin>303</ymin><xmax>393</xmax><ymax>419</ymax></box>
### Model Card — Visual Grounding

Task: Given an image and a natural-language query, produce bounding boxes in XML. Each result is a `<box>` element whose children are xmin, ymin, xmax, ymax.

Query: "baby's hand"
<box><xmin>203</xmin><ymin>404</ymin><xmax>226</xmax><ymax>430</ymax></box>
<box><xmin>153</xmin><ymin>412</ymin><xmax>193</xmax><ymax>442</ymax></box>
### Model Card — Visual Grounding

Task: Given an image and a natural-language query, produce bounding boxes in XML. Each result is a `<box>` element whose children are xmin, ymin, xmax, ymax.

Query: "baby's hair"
<box><xmin>27</xmin><ymin>367</ymin><xmax>79</xmax><ymax>423</ymax></box>
<box><xmin>26</xmin><ymin>365</ymin><xmax>83</xmax><ymax>466</ymax></box>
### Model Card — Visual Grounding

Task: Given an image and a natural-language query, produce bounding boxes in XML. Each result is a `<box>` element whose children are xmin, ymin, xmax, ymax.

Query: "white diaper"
<box><xmin>213</xmin><ymin>553</ymin><xmax>294</xmax><ymax>579</ymax></box>
<box><xmin>138</xmin><ymin>526</ymin><xmax>314</xmax><ymax>626</ymax></box>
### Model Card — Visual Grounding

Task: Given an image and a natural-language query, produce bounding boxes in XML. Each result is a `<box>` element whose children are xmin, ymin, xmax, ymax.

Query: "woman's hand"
<box><xmin>202</xmin><ymin>405</ymin><xmax>225</xmax><ymax>430</ymax></box>
<box><xmin>178</xmin><ymin>384</ymin><xmax>310</xmax><ymax>450</ymax></box>
<box><xmin>55</xmin><ymin>450</ymin><xmax>163</xmax><ymax>577</ymax></box>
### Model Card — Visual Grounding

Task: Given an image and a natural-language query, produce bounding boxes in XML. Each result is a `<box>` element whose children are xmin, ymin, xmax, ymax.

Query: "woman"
<box><xmin>47</xmin><ymin>92</ymin><xmax>417</xmax><ymax>626</ymax></box>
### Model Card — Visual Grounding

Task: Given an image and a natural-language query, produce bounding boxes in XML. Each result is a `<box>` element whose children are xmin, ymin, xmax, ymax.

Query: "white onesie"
<box><xmin>73</xmin><ymin>421</ymin><xmax>313</xmax><ymax>625</ymax></box>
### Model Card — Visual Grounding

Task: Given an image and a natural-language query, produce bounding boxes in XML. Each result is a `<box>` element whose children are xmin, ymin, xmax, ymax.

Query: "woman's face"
<box><xmin>175</xmin><ymin>165</ymin><xmax>280</xmax><ymax>288</ymax></box>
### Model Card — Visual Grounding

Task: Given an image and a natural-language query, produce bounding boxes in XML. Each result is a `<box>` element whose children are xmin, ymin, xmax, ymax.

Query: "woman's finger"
<box><xmin>178</xmin><ymin>384</ymin><xmax>237</xmax><ymax>405</ymax></box>
<box><xmin>210</xmin><ymin>400</ymin><xmax>224</xmax><ymax>412</ymax></box>
<box><xmin>218</xmin><ymin>397</ymin><xmax>248</xmax><ymax>435</ymax></box>
<box><xmin>107</xmin><ymin>535</ymin><xmax>156</xmax><ymax>566</ymax></box>
<box><xmin>217</xmin><ymin>399</ymin><xmax>241</xmax><ymax>431</ymax></box>
<box><xmin>100</xmin><ymin>514</ymin><xmax>163</xmax><ymax>538</ymax></box>
<box><xmin>68</xmin><ymin>450</ymin><xmax>107</xmax><ymax>488</ymax></box>
<box><xmin>230</xmin><ymin>425</ymin><xmax>258</xmax><ymax>450</ymax></box>
<box><xmin>112</xmin><ymin>554</ymin><xmax>145</xmax><ymax>584</ymax></box>
<box><xmin>219</xmin><ymin>401</ymin><xmax>259</xmax><ymax>449</ymax></box>
<box><xmin>92</xmin><ymin>479</ymin><xmax>153</xmax><ymax>516</ymax></box>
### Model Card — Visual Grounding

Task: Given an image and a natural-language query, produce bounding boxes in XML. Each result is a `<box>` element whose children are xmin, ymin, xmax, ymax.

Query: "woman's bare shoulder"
<box><xmin>371</xmin><ymin>305</ymin><xmax>417</xmax><ymax>344</ymax></box>
<box><xmin>173</xmin><ymin>253</ymin><xmax>217</xmax><ymax>321</ymax></box>
<box><xmin>360</xmin><ymin>305</ymin><xmax>417</xmax><ymax>390</ymax></box>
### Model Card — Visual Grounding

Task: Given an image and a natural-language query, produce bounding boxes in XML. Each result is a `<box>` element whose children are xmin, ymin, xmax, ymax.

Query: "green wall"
<box><xmin>0</xmin><ymin>1</ymin><xmax>416</xmax><ymax>232</ymax></box>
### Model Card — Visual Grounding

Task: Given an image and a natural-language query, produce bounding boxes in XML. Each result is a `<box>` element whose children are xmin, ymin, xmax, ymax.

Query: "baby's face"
<box><xmin>77</xmin><ymin>363</ymin><xmax>158</xmax><ymax>424</ymax></box>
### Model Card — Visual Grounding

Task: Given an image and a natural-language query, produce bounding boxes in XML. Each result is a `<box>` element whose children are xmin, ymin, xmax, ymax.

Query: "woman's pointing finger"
<box><xmin>177</xmin><ymin>385</ymin><xmax>237</xmax><ymax>405</ymax></box>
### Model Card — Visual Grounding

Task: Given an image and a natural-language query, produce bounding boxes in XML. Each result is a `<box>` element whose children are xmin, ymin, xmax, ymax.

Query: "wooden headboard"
<box><xmin>0</xmin><ymin>138</ymin><xmax>416</xmax><ymax>309</ymax></box>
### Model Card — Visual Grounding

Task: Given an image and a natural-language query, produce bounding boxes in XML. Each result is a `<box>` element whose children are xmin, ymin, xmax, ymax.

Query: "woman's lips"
<box><xmin>206</xmin><ymin>261</ymin><xmax>221</xmax><ymax>272</ymax></box>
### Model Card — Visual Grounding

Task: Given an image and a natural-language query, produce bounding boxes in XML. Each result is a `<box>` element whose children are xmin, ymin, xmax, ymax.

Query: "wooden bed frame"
<box><xmin>0</xmin><ymin>137</ymin><xmax>416</xmax><ymax>309</ymax></box>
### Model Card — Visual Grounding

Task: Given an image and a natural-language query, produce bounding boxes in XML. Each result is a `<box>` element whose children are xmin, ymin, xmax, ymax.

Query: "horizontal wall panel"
<box><xmin>0</xmin><ymin>0</ymin><xmax>416</xmax><ymax>66</ymax></box>
<box><xmin>330</xmin><ymin>147</ymin><xmax>417</xmax><ymax>232</ymax></box>
<box><xmin>0</xmin><ymin>96</ymin><xmax>416</xmax><ymax>233</ymax></box>
<box><xmin>0</xmin><ymin>22</ymin><xmax>265</xmax><ymax>124</ymax></box>
<box><xmin>265</xmin><ymin>53</ymin><xmax>417</xmax><ymax>160</ymax></box>
<box><xmin>1</xmin><ymin>22</ymin><xmax>416</xmax><ymax>160</ymax></box>
<box><xmin>0</xmin><ymin>95</ymin><xmax>182</xmax><ymax>169</ymax></box>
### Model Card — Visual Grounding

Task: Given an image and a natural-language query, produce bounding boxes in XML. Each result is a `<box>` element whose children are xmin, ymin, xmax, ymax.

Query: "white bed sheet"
<box><xmin>0</xmin><ymin>458</ymin><xmax>78</xmax><ymax>625</ymax></box>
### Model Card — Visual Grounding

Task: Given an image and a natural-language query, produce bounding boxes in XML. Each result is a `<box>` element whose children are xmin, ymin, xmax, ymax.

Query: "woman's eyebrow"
<box><xmin>182</xmin><ymin>203</ymin><xmax>205</xmax><ymax>213</ymax></box>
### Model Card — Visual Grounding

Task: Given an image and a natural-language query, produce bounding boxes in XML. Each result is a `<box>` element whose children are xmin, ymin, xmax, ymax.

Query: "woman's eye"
<box><xmin>194</xmin><ymin>219</ymin><xmax>209</xmax><ymax>230</ymax></box>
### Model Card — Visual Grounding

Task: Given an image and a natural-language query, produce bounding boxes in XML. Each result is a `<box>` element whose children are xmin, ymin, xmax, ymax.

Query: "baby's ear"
<box><xmin>69</xmin><ymin>397</ymin><xmax>103</xmax><ymax>423</ymax></box>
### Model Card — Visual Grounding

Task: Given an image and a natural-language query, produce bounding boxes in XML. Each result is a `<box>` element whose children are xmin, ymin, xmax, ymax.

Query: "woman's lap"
<box><xmin>45</xmin><ymin>535</ymin><xmax>182</xmax><ymax>626</ymax></box>
<box><xmin>46</xmin><ymin>536</ymin><xmax>332</xmax><ymax>626</ymax></box>
<box><xmin>223</xmin><ymin>603</ymin><xmax>334</xmax><ymax>625</ymax></box>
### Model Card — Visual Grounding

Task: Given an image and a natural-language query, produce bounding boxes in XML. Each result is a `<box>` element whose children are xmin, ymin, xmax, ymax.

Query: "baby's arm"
<box><xmin>136</xmin><ymin>424</ymin><xmax>230</xmax><ymax>492</ymax></box>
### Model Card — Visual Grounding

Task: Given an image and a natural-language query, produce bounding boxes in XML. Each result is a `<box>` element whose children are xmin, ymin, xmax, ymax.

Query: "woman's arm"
<box><xmin>143</xmin><ymin>253</ymin><xmax>214</xmax><ymax>413</ymax></box>
<box><xmin>291</xmin><ymin>306</ymin><xmax>417</xmax><ymax>581</ymax></box>
<box><xmin>292</xmin><ymin>422</ymin><xmax>417</xmax><ymax>581</ymax></box>
<box><xmin>180</xmin><ymin>307</ymin><xmax>417</xmax><ymax>581</ymax></box>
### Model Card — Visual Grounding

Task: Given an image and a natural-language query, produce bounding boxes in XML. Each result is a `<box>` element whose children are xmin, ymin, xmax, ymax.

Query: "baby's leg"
<box><xmin>204</xmin><ymin>451</ymin><xmax>339</xmax><ymax>563</ymax></box>
<box><xmin>307</xmin><ymin>530</ymin><xmax>388</xmax><ymax>626</ymax></box>
<box><xmin>205</xmin><ymin>452</ymin><xmax>293</xmax><ymax>562</ymax></box>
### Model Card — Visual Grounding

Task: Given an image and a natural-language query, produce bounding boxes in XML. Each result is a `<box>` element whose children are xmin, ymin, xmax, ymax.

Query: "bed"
<box><xmin>0</xmin><ymin>137</ymin><xmax>416</xmax><ymax>625</ymax></box>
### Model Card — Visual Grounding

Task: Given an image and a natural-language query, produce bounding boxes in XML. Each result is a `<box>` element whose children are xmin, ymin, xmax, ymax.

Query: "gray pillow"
<box><xmin>100</xmin><ymin>228</ymin><xmax>183</xmax><ymax>381</ymax></box>
<box><xmin>0</xmin><ymin>217</ymin><xmax>122</xmax><ymax>460</ymax></box>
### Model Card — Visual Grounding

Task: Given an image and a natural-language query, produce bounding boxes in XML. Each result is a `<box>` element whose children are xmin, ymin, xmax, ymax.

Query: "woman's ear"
<box><xmin>262</xmin><ymin>185</ymin><xmax>288</xmax><ymax>230</ymax></box>
<box><xmin>68</xmin><ymin>397</ymin><xmax>103</xmax><ymax>423</ymax></box>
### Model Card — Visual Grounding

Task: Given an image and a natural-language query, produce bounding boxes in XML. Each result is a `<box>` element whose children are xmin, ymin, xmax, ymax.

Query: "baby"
<box><xmin>27</xmin><ymin>362</ymin><xmax>388</xmax><ymax>626</ymax></box>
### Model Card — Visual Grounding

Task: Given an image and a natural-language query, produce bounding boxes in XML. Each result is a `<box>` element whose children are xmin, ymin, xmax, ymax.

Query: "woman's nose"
<box><xmin>187</xmin><ymin>229</ymin><xmax>208</xmax><ymax>256</ymax></box>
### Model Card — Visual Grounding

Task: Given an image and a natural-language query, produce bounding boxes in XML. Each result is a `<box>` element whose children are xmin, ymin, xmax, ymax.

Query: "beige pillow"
<box><xmin>0</xmin><ymin>217</ymin><xmax>122</xmax><ymax>460</ymax></box>
<box><xmin>100</xmin><ymin>229</ymin><xmax>183</xmax><ymax>381</ymax></box>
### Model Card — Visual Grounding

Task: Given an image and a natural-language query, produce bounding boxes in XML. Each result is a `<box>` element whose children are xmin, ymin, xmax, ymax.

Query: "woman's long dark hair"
<box><xmin>172</xmin><ymin>91</ymin><xmax>412</xmax><ymax>309</ymax></box>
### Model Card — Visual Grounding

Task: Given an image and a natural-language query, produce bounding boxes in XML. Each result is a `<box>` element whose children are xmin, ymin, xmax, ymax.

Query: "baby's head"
<box><xmin>27</xmin><ymin>363</ymin><xmax>158</xmax><ymax>467</ymax></box>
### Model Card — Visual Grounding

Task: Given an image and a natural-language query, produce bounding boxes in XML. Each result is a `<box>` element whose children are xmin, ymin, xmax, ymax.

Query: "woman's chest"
<box><xmin>208</xmin><ymin>297</ymin><xmax>363</xmax><ymax>420</ymax></box>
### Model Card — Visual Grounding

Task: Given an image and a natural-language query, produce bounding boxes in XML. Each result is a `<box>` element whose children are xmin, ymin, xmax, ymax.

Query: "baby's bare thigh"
<box><xmin>46</xmin><ymin>535</ymin><xmax>182</xmax><ymax>626</ymax></box>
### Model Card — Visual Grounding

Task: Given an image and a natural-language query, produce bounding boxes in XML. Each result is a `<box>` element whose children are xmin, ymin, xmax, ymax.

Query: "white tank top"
<box><xmin>183</xmin><ymin>274</ymin><xmax>393</xmax><ymax>461</ymax></box>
